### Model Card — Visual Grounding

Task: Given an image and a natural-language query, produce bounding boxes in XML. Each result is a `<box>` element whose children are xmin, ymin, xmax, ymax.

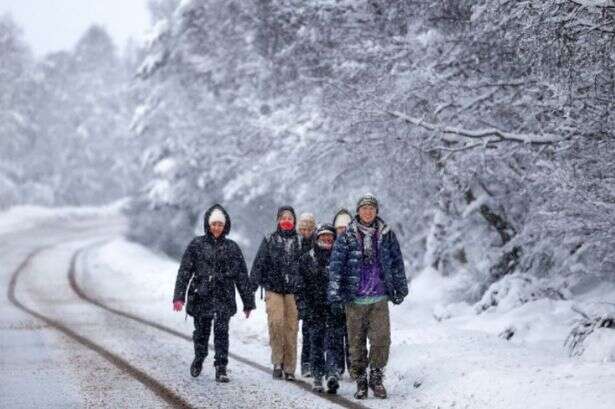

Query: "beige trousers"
<box><xmin>265</xmin><ymin>291</ymin><xmax>299</xmax><ymax>374</ymax></box>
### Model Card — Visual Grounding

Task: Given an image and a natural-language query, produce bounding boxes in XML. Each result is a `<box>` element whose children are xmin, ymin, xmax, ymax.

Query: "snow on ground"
<box><xmin>2</xmin><ymin>208</ymin><xmax>340</xmax><ymax>409</ymax></box>
<box><xmin>2</xmin><ymin>206</ymin><xmax>614</xmax><ymax>409</ymax></box>
<box><xmin>0</xmin><ymin>209</ymin><xmax>138</xmax><ymax>408</ymax></box>
<box><xmin>86</xmin><ymin>238</ymin><xmax>615</xmax><ymax>409</ymax></box>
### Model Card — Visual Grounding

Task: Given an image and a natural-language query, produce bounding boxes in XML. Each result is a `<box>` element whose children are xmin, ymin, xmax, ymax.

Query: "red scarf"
<box><xmin>279</xmin><ymin>220</ymin><xmax>295</xmax><ymax>231</ymax></box>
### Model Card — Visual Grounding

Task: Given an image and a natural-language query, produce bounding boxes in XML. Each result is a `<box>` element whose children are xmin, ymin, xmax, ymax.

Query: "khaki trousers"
<box><xmin>265</xmin><ymin>291</ymin><xmax>299</xmax><ymax>374</ymax></box>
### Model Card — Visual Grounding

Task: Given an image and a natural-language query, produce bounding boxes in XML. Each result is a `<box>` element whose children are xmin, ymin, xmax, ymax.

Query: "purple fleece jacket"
<box><xmin>356</xmin><ymin>229</ymin><xmax>386</xmax><ymax>297</ymax></box>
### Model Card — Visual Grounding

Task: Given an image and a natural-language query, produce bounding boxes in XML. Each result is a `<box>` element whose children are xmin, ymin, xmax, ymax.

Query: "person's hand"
<box><xmin>173</xmin><ymin>301</ymin><xmax>184</xmax><ymax>312</ymax></box>
<box><xmin>244</xmin><ymin>309</ymin><xmax>252</xmax><ymax>319</ymax></box>
<box><xmin>391</xmin><ymin>294</ymin><xmax>404</xmax><ymax>305</ymax></box>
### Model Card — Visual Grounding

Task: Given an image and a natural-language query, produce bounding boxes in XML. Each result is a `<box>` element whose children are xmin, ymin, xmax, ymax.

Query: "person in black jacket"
<box><xmin>250</xmin><ymin>206</ymin><xmax>303</xmax><ymax>381</ymax></box>
<box><xmin>331</xmin><ymin>208</ymin><xmax>353</xmax><ymax>375</ymax></box>
<box><xmin>297</xmin><ymin>212</ymin><xmax>317</xmax><ymax>378</ymax></box>
<box><xmin>173</xmin><ymin>204</ymin><xmax>255</xmax><ymax>382</ymax></box>
<box><xmin>298</xmin><ymin>223</ymin><xmax>343</xmax><ymax>394</ymax></box>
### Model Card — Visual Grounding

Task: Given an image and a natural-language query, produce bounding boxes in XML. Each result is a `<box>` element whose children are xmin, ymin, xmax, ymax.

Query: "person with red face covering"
<box><xmin>250</xmin><ymin>206</ymin><xmax>303</xmax><ymax>381</ymax></box>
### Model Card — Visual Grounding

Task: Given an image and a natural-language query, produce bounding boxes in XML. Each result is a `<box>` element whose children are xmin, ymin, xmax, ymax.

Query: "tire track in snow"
<box><xmin>69</xmin><ymin>244</ymin><xmax>371</xmax><ymax>409</ymax></box>
<box><xmin>8</xmin><ymin>246</ymin><xmax>195</xmax><ymax>409</ymax></box>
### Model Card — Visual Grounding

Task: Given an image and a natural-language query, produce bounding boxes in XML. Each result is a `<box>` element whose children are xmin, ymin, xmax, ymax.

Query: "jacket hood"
<box><xmin>332</xmin><ymin>208</ymin><xmax>352</xmax><ymax>226</ymax></box>
<box><xmin>203</xmin><ymin>204</ymin><xmax>231</xmax><ymax>238</ymax></box>
<box><xmin>276</xmin><ymin>205</ymin><xmax>296</xmax><ymax>222</ymax></box>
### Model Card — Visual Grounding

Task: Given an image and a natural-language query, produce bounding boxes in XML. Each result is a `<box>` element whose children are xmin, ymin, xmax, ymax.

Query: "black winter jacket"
<box><xmin>250</xmin><ymin>228</ymin><xmax>303</xmax><ymax>295</ymax></box>
<box><xmin>299</xmin><ymin>234</ymin><xmax>315</xmax><ymax>255</ymax></box>
<box><xmin>298</xmin><ymin>245</ymin><xmax>333</xmax><ymax>320</ymax></box>
<box><xmin>173</xmin><ymin>204</ymin><xmax>255</xmax><ymax>317</ymax></box>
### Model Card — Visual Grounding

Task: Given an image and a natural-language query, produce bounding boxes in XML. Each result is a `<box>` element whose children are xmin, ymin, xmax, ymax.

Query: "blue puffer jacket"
<box><xmin>328</xmin><ymin>217</ymin><xmax>408</xmax><ymax>304</ymax></box>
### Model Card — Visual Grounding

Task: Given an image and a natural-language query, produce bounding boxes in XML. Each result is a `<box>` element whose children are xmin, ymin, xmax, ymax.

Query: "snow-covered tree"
<box><xmin>126</xmin><ymin>0</ymin><xmax>614</xmax><ymax>311</ymax></box>
<box><xmin>1</xmin><ymin>20</ymin><xmax>138</xmax><ymax>207</ymax></box>
<box><xmin>0</xmin><ymin>14</ymin><xmax>38</xmax><ymax>207</ymax></box>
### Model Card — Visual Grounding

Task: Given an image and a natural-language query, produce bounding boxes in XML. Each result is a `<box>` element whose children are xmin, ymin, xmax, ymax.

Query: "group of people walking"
<box><xmin>172</xmin><ymin>194</ymin><xmax>408</xmax><ymax>400</ymax></box>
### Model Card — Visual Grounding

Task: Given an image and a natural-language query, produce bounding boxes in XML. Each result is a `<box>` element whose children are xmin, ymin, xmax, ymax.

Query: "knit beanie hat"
<box><xmin>356</xmin><ymin>193</ymin><xmax>379</xmax><ymax>213</ymax></box>
<box><xmin>208</xmin><ymin>208</ymin><xmax>226</xmax><ymax>225</ymax></box>
<box><xmin>315</xmin><ymin>223</ymin><xmax>336</xmax><ymax>238</ymax></box>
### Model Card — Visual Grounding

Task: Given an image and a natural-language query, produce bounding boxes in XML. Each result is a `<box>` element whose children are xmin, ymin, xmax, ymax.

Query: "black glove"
<box><xmin>391</xmin><ymin>294</ymin><xmax>404</xmax><ymax>305</ymax></box>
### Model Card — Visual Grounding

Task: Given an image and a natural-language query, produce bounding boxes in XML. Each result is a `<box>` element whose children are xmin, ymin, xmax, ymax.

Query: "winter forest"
<box><xmin>1</xmin><ymin>0</ymin><xmax>615</xmax><ymax>404</ymax></box>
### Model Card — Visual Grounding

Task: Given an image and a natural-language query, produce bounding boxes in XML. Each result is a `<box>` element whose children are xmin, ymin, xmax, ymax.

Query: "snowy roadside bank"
<box><xmin>86</xmin><ymin>237</ymin><xmax>615</xmax><ymax>409</ymax></box>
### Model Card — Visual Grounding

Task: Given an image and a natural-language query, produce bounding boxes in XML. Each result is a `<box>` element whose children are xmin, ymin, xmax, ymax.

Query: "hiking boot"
<box><xmin>301</xmin><ymin>363</ymin><xmax>312</xmax><ymax>378</ymax></box>
<box><xmin>190</xmin><ymin>357</ymin><xmax>204</xmax><ymax>378</ymax></box>
<box><xmin>326</xmin><ymin>375</ymin><xmax>340</xmax><ymax>394</ymax></box>
<box><xmin>215</xmin><ymin>366</ymin><xmax>230</xmax><ymax>383</ymax></box>
<box><xmin>369</xmin><ymin>368</ymin><xmax>387</xmax><ymax>399</ymax></box>
<box><xmin>272</xmin><ymin>364</ymin><xmax>283</xmax><ymax>379</ymax></box>
<box><xmin>284</xmin><ymin>372</ymin><xmax>296</xmax><ymax>382</ymax></box>
<box><xmin>354</xmin><ymin>373</ymin><xmax>368</xmax><ymax>400</ymax></box>
<box><xmin>312</xmin><ymin>377</ymin><xmax>324</xmax><ymax>393</ymax></box>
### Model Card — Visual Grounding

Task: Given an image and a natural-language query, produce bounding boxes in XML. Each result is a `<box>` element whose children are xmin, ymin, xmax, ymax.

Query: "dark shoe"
<box><xmin>354</xmin><ymin>374</ymin><xmax>368</xmax><ymax>400</ymax></box>
<box><xmin>369</xmin><ymin>368</ymin><xmax>387</xmax><ymax>399</ymax></box>
<box><xmin>284</xmin><ymin>372</ymin><xmax>296</xmax><ymax>382</ymax></box>
<box><xmin>273</xmin><ymin>364</ymin><xmax>283</xmax><ymax>379</ymax></box>
<box><xmin>301</xmin><ymin>363</ymin><xmax>312</xmax><ymax>378</ymax></box>
<box><xmin>190</xmin><ymin>357</ymin><xmax>204</xmax><ymax>378</ymax></box>
<box><xmin>326</xmin><ymin>375</ymin><xmax>339</xmax><ymax>394</ymax></box>
<box><xmin>215</xmin><ymin>366</ymin><xmax>230</xmax><ymax>383</ymax></box>
<box><xmin>312</xmin><ymin>377</ymin><xmax>324</xmax><ymax>393</ymax></box>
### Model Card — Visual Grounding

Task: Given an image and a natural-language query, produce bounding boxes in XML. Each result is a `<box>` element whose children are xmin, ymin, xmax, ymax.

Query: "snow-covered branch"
<box><xmin>386</xmin><ymin>110</ymin><xmax>568</xmax><ymax>145</ymax></box>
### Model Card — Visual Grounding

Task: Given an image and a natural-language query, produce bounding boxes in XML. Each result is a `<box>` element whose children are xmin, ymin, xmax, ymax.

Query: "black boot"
<box><xmin>190</xmin><ymin>357</ymin><xmax>204</xmax><ymax>378</ymax></box>
<box><xmin>284</xmin><ymin>372</ymin><xmax>296</xmax><ymax>382</ymax></box>
<box><xmin>272</xmin><ymin>364</ymin><xmax>283</xmax><ymax>379</ymax></box>
<box><xmin>312</xmin><ymin>377</ymin><xmax>324</xmax><ymax>393</ymax></box>
<box><xmin>354</xmin><ymin>373</ymin><xmax>368</xmax><ymax>400</ymax></box>
<box><xmin>326</xmin><ymin>375</ymin><xmax>339</xmax><ymax>394</ymax></box>
<box><xmin>369</xmin><ymin>368</ymin><xmax>387</xmax><ymax>399</ymax></box>
<box><xmin>215</xmin><ymin>366</ymin><xmax>230</xmax><ymax>383</ymax></box>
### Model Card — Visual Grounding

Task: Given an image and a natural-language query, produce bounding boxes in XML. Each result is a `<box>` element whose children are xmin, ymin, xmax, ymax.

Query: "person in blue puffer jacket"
<box><xmin>327</xmin><ymin>194</ymin><xmax>408</xmax><ymax>400</ymax></box>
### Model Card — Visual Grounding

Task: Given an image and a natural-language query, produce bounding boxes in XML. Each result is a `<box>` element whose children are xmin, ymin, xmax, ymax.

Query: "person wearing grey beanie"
<box><xmin>328</xmin><ymin>193</ymin><xmax>408</xmax><ymax>399</ymax></box>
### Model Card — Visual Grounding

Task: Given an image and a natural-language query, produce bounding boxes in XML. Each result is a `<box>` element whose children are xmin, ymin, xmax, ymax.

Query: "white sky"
<box><xmin>0</xmin><ymin>0</ymin><xmax>151</xmax><ymax>56</ymax></box>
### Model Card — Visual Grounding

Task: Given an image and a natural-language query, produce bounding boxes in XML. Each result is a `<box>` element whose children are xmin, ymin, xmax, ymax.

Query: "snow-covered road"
<box><xmin>1</xmin><ymin>213</ymin><xmax>353</xmax><ymax>408</ymax></box>
<box><xmin>1</xmin><ymin>207</ymin><xmax>614</xmax><ymax>409</ymax></box>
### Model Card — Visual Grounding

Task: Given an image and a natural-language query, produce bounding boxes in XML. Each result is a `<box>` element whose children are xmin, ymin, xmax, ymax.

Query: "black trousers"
<box><xmin>309</xmin><ymin>306</ymin><xmax>346</xmax><ymax>378</ymax></box>
<box><xmin>301</xmin><ymin>319</ymin><xmax>311</xmax><ymax>369</ymax></box>
<box><xmin>193</xmin><ymin>312</ymin><xmax>231</xmax><ymax>368</ymax></box>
